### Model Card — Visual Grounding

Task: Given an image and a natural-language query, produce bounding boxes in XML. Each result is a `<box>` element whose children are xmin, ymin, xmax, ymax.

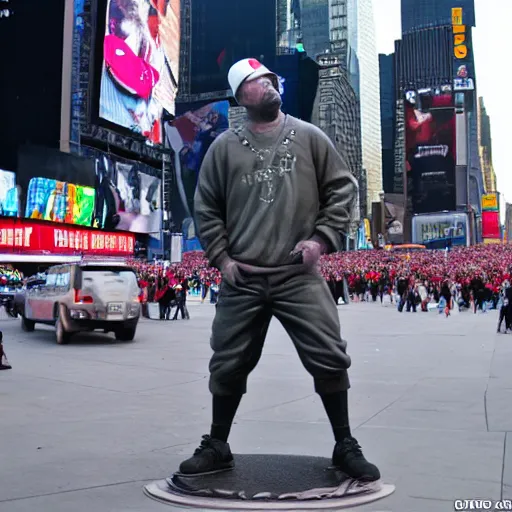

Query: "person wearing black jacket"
<box><xmin>497</xmin><ymin>281</ymin><xmax>512</xmax><ymax>333</ymax></box>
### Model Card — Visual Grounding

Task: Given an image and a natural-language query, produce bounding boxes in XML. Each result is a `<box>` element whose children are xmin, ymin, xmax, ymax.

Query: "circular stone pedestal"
<box><xmin>144</xmin><ymin>454</ymin><xmax>395</xmax><ymax>510</ymax></box>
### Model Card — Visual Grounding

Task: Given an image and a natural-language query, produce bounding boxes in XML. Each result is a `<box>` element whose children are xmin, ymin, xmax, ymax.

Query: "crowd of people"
<box><xmin>133</xmin><ymin>245</ymin><xmax>512</xmax><ymax>326</ymax></box>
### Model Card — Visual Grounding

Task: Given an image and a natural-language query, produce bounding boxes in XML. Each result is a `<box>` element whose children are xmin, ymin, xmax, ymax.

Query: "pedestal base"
<box><xmin>144</xmin><ymin>454</ymin><xmax>395</xmax><ymax>510</ymax></box>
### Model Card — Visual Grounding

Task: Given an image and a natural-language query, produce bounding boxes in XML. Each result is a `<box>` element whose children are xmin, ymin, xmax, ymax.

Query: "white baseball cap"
<box><xmin>228</xmin><ymin>58</ymin><xmax>279</xmax><ymax>101</ymax></box>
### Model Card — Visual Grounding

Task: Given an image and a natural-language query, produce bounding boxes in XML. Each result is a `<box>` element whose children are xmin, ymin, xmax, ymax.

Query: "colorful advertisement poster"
<box><xmin>412</xmin><ymin>212</ymin><xmax>469</xmax><ymax>248</ymax></box>
<box><xmin>99</xmin><ymin>0</ymin><xmax>181</xmax><ymax>144</ymax></box>
<box><xmin>452</xmin><ymin>9</ymin><xmax>475</xmax><ymax>92</ymax></box>
<box><xmin>404</xmin><ymin>88</ymin><xmax>456</xmax><ymax>215</ymax></box>
<box><xmin>482</xmin><ymin>193</ymin><xmax>499</xmax><ymax>212</ymax></box>
<box><xmin>164</xmin><ymin>100</ymin><xmax>230</xmax><ymax>251</ymax></box>
<box><xmin>25</xmin><ymin>178</ymin><xmax>95</xmax><ymax>227</ymax></box>
<box><xmin>482</xmin><ymin>211</ymin><xmax>501</xmax><ymax>240</ymax></box>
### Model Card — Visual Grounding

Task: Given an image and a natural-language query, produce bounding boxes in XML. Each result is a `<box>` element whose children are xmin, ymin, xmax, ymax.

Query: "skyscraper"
<box><xmin>401</xmin><ymin>0</ymin><xmax>475</xmax><ymax>34</ymax></box>
<box><xmin>398</xmin><ymin>0</ymin><xmax>483</xmax><ymax>223</ymax></box>
<box><xmin>356</xmin><ymin>0</ymin><xmax>383</xmax><ymax>207</ymax></box>
<box><xmin>478</xmin><ymin>97</ymin><xmax>497</xmax><ymax>193</ymax></box>
<box><xmin>379</xmin><ymin>53</ymin><xmax>395</xmax><ymax>194</ymax></box>
<box><xmin>300</xmin><ymin>0</ymin><xmax>330</xmax><ymax>59</ymax></box>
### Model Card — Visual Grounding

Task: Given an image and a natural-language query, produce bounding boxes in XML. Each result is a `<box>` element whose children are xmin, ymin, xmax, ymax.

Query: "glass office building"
<box><xmin>379</xmin><ymin>54</ymin><xmax>395</xmax><ymax>194</ymax></box>
<box><xmin>401</xmin><ymin>0</ymin><xmax>475</xmax><ymax>34</ymax></box>
<box><xmin>356</xmin><ymin>0</ymin><xmax>382</xmax><ymax>206</ymax></box>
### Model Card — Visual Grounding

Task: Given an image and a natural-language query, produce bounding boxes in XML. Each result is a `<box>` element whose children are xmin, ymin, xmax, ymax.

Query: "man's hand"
<box><xmin>292</xmin><ymin>237</ymin><xmax>327</xmax><ymax>269</ymax></box>
<box><xmin>220</xmin><ymin>257</ymin><xmax>245</xmax><ymax>287</ymax></box>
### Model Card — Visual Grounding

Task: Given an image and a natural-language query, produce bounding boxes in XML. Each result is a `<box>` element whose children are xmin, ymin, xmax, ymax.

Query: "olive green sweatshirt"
<box><xmin>194</xmin><ymin>114</ymin><xmax>358</xmax><ymax>269</ymax></box>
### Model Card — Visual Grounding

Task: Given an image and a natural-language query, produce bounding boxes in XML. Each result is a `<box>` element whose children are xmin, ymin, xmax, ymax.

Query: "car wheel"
<box><xmin>21</xmin><ymin>315</ymin><xmax>35</xmax><ymax>332</ymax></box>
<box><xmin>115</xmin><ymin>326</ymin><xmax>136</xmax><ymax>342</ymax></box>
<box><xmin>56</xmin><ymin>308</ymin><xmax>71</xmax><ymax>345</ymax></box>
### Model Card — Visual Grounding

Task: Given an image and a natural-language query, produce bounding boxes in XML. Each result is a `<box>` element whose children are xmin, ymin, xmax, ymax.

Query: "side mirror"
<box><xmin>74</xmin><ymin>267</ymin><xmax>82</xmax><ymax>291</ymax></box>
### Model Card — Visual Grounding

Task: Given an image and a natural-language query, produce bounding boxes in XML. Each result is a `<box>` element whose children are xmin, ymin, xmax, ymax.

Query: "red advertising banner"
<box><xmin>482</xmin><ymin>211</ymin><xmax>501</xmax><ymax>240</ymax></box>
<box><xmin>0</xmin><ymin>218</ymin><xmax>135</xmax><ymax>256</ymax></box>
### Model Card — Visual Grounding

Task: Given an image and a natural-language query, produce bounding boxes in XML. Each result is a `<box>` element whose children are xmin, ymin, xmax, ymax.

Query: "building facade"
<box><xmin>401</xmin><ymin>0</ymin><xmax>475</xmax><ymax>34</ymax></box>
<box><xmin>478</xmin><ymin>97</ymin><xmax>497</xmax><ymax>193</ymax></box>
<box><xmin>311</xmin><ymin>57</ymin><xmax>364</xmax><ymax>226</ymax></box>
<box><xmin>379</xmin><ymin>53</ymin><xmax>395</xmax><ymax>194</ymax></box>
<box><xmin>355</xmin><ymin>0</ymin><xmax>383</xmax><ymax>208</ymax></box>
<box><xmin>300</xmin><ymin>0</ymin><xmax>330</xmax><ymax>59</ymax></box>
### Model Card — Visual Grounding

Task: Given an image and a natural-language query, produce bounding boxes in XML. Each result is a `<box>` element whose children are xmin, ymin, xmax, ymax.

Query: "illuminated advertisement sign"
<box><xmin>17</xmin><ymin>146</ymin><xmax>162</xmax><ymax>235</ymax></box>
<box><xmin>404</xmin><ymin>88</ymin><xmax>456</xmax><ymax>214</ymax></box>
<box><xmin>165</xmin><ymin>100</ymin><xmax>229</xmax><ymax>252</ymax></box>
<box><xmin>452</xmin><ymin>8</ymin><xmax>475</xmax><ymax>93</ymax></box>
<box><xmin>452</xmin><ymin>8</ymin><xmax>467</xmax><ymax>59</ymax></box>
<box><xmin>98</xmin><ymin>0</ymin><xmax>181</xmax><ymax>144</ymax></box>
<box><xmin>0</xmin><ymin>219</ymin><xmax>135</xmax><ymax>256</ymax></box>
<box><xmin>482</xmin><ymin>211</ymin><xmax>501</xmax><ymax>240</ymax></box>
<box><xmin>482</xmin><ymin>193</ymin><xmax>499</xmax><ymax>212</ymax></box>
<box><xmin>412</xmin><ymin>212</ymin><xmax>469</xmax><ymax>248</ymax></box>
<box><xmin>0</xmin><ymin>169</ymin><xmax>17</xmax><ymax>217</ymax></box>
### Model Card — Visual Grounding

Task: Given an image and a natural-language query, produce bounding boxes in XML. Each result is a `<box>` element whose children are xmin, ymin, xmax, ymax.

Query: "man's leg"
<box><xmin>179</xmin><ymin>277</ymin><xmax>272</xmax><ymax>475</ymax></box>
<box><xmin>271</xmin><ymin>272</ymin><xmax>380</xmax><ymax>482</ymax></box>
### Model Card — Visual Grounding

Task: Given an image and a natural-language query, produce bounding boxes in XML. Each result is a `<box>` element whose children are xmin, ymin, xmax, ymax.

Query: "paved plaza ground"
<box><xmin>1</xmin><ymin>301</ymin><xmax>511</xmax><ymax>512</ymax></box>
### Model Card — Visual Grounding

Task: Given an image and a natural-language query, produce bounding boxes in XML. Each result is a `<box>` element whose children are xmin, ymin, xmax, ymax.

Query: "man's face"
<box><xmin>237</xmin><ymin>75</ymin><xmax>282</xmax><ymax>121</ymax></box>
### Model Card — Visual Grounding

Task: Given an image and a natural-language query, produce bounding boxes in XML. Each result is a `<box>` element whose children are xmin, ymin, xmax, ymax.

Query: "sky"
<box><xmin>373</xmin><ymin>0</ymin><xmax>511</xmax><ymax>209</ymax></box>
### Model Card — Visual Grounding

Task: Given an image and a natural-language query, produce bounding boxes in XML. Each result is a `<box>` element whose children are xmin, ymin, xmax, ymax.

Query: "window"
<box><xmin>56</xmin><ymin>271</ymin><xmax>70</xmax><ymax>288</ymax></box>
<box><xmin>46</xmin><ymin>273</ymin><xmax>57</xmax><ymax>287</ymax></box>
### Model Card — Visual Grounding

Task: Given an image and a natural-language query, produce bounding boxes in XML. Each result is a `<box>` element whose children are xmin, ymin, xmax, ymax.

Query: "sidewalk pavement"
<box><xmin>0</xmin><ymin>303</ymin><xmax>511</xmax><ymax>511</ymax></box>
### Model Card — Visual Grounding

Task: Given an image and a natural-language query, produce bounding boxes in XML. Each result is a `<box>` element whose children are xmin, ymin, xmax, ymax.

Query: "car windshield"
<box><xmin>80</xmin><ymin>266</ymin><xmax>139</xmax><ymax>301</ymax></box>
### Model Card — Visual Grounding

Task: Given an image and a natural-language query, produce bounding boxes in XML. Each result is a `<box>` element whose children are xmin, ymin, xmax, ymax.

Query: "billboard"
<box><xmin>16</xmin><ymin>146</ymin><xmax>161</xmax><ymax>234</ymax></box>
<box><xmin>25</xmin><ymin>179</ymin><xmax>95</xmax><ymax>227</ymax></box>
<box><xmin>452</xmin><ymin>8</ymin><xmax>475</xmax><ymax>92</ymax></box>
<box><xmin>98</xmin><ymin>0</ymin><xmax>180</xmax><ymax>144</ymax></box>
<box><xmin>0</xmin><ymin>218</ymin><xmax>135</xmax><ymax>256</ymax></box>
<box><xmin>0</xmin><ymin>170</ymin><xmax>18</xmax><ymax>217</ymax></box>
<box><xmin>164</xmin><ymin>100</ymin><xmax>230</xmax><ymax>251</ymax></box>
<box><xmin>93</xmin><ymin>154</ymin><xmax>162</xmax><ymax>234</ymax></box>
<box><xmin>404</xmin><ymin>87</ymin><xmax>456</xmax><ymax>214</ymax></box>
<box><xmin>412</xmin><ymin>212</ymin><xmax>469</xmax><ymax>247</ymax></box>
<box><xmin>482</xmin><ymin>193</ymin><xmax>498</xmax><ymax>212</ymax></box>
<box><xmin>482</xmin><ymin>211</ymin><xmax>501</xmax><ymax>240</ymax></box>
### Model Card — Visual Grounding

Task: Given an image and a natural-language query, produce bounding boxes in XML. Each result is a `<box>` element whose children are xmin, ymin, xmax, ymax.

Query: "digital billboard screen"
<box><xmin>97</xmin><ymin>0</ymin><xmax>180</xmax><ymax>144</ymax></box>
<box><xmin>404</xmin><ymin>88</ymin><xmax>456</xmax><ymax>214</ymax></box>
<box><xmin>16</xmin><ymin>146</ymin><xmax>162</xmax><ymax>235</ymax></box>
<box><xmin>482</xmin><ymin>211</ymin><xmax>501</xmax><ymax>240</ymax></box>
<box><xmin>412</xmin><ymin>212</ymin><xmax>469</xmax><ymax>247</ymax></box>
<box><xmin>0</xmin><ymin>170</ymin><xmax>18</xmax><ymax>217</ymax></box>
<box><xmin>164</xmin><ymin>100</ymin><xmax>230</xmax><ymax>251</ymax></box>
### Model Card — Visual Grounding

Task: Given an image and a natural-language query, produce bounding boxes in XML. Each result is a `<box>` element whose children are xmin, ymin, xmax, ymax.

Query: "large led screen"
<box><xmin>165</xmin><ymin>100</ymin><xmax>229</xmax><ymax>251</ymax></box>
<box><xmin>0</xmin><ymin>169</ymin><xmax>18</xmax><ymax>217</ymax></box>
<box><xmin>99</xmin><ymin>0</ymin><xmax>180</xmax><ymax>144</ymax></box>
<box><xmin>17</xmin><ymin>145</ymin><xmax>162</xmax><ymax>234</ymax></box>
<box><xmin>25</xmin><ymin>178</ymin><xmax>95</xmax><ymax>227</ymax></box>
<box><xmin>405</xmin><ymin>88</ymin><xmax>456</xmax><ymax>215</ymax></box>
<box><xmin>412</xmin><ymin>212</ymin><xmax>469</xmax><ymax>247</ymax></box>
<box><xmin>94</xmin><ymin>155</ymin><xmax>162</xmax><ymax>234</ymax></box>
<box><xmin>482</xmin><ymin>211</ymin><xmax>501</xmax><ymax>240</ymax></box>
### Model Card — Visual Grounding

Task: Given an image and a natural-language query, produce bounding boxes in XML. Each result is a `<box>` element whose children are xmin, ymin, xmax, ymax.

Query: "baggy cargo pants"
<box><xmin>208</xmin><ymin>270</ymin><xmax>351</xmax><ymax>396</ymax></box>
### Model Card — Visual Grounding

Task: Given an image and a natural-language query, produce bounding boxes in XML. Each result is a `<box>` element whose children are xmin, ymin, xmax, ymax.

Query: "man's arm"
<box><xmin>193</xmin><ymin>140</ymin><xmax>229</xmax><ymax>269</ymax></box>
<box><xmin>310</xmin><ymin>126</ymin><xmax>359</xmax><ymax>254</ymax></box>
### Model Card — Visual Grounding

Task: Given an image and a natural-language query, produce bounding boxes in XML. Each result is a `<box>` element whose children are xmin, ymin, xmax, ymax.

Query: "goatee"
<box><xmin>246</xmin><ymin>92</ymin><xmax>282</xmax><ymax>123</ymax></box>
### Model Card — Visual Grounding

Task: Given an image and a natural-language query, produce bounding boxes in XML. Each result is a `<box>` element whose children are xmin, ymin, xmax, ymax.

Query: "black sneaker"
<box><xmin>0</xmin><ymin>364</ymin><xmax>11</xmax><ymax>371</ymax></box>
<box><xmin>178</xmin><ymin>435</ymin><xmax>234</xmax><ymax>475</ymax></box>
<box><xmin>332</xmin><ymin>437</ymin><xmax>381</xmax><ymax>482</ymax></box>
